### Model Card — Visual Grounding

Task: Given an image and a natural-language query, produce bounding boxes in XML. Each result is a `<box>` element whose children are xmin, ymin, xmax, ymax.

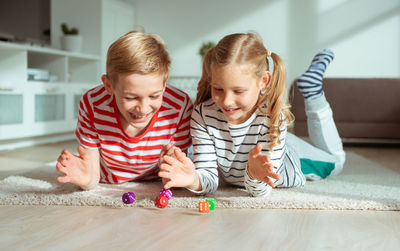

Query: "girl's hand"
<box><xmin>158</xmin><ymin>147</ymin><xmax>201</xmax><ymax>191</ymax></box>
<box><xmin>248</xmin><ymin>144</ymin><xmax>280</xmax><ymax>188</ymax></box>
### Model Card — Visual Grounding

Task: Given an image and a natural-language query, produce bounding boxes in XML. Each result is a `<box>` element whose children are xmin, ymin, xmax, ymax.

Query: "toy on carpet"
<box><xmin>198</xmin><ymin>198</ymin><xmax>216</xmax><ymax>213</ymax></box>
<box><xmin>198</xmin><ymin>200</ymin><xmax>210</xmax><ymax>213</ymax></box>
<box><xmin>122</xmin><ymin>192</ymin><xmax>136</xmax><ymax>204</ymax></box>
<box><xmin>205</xmin><ymin>198</ymin><xmax>216</xmax><ymax>210</ymax></box>
<box><xmin>159</xmin><ymin>188</ymin><xmax>173</xmax><ymax>200</ymax></box>
<box><xmin>122</xmin><ymin>190</ymin><xmax>217</xmax><ymax>212</ymax></box>
<box><xmin>155</xmin><ymin>195</ymin><xmax>169</xmax><ymax>208</ymax></box>
<box><xmin>154</xmin><ymin>189</ymin><xmax>173</xmax><ymax>208</ymax></box>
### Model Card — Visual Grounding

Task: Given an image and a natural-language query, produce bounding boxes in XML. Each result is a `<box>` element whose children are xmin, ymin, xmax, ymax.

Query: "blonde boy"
<box><xmin>56</xmin><ymin>31</ymin><xmax>193</xmax><ymax>189</ymax></box>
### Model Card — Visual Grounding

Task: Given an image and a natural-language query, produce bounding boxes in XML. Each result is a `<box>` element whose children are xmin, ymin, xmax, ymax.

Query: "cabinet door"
<box><xmin>0</xmin><ymin>86</ymin><xmax>31</xmax><ymax>140</ymax></box>
<box><xmin>30</xmin><ymin>85</ymin><xmax>75</xmax><ymax>135</ymax></box>
<box><xmin>0</xmin><ymin>93</ymin><xmax>23</xmax><ymax>125</ymax></box>
<box><xmin>34</xmin><ymin>93</ymin><xmax>66</xmax><ymax>122</ymax></box>
<box><xmin>73</xmin><ymin>93</ymin><xmax>82</xmax><ymax>119</ymax></box>
<box><xmin>72</xmin><ymin>85</ymin><xmax>93</xmax><ymax>119</ymax></box>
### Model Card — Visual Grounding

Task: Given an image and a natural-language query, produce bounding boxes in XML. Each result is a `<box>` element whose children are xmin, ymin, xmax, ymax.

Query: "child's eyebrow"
<box><xmin>123</xmin><ymin>89</ymin><xmax>164</xmax><ymax>96</ymax></box>
<box><xmin>150</xmin><ymin>89</ymin><xmax>164</xmax><ymax>94</ymax></box>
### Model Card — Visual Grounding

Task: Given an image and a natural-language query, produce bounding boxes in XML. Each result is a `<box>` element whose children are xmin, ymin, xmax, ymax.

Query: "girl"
<box><xmin>159</xmin><ymin>32</ymin><xmax>345</xmax><ymax>197</ymax></box>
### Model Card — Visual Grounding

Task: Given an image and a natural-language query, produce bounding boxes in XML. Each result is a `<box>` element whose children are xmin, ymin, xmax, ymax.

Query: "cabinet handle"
<box><xmin>0</xmin><ymin>87</ymin><xmax>14</xmax><ymax>92</ymax></box>
<box><xmin>45</xmin><ymin>88</ymin><xmax>59</xmax><ymax>93</ymax></box>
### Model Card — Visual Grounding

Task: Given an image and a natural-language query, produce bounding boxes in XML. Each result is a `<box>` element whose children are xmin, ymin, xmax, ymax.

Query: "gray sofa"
<box><xmin>290</xmin><ymin>78</ymin><xmax>400</xmax><ymax>142</ymax></box>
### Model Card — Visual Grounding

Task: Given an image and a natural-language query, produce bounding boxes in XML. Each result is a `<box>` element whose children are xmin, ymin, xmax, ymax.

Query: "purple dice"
<box><xmin>122</xmin><ymin>192</ymin><xmax>136</xmax><ymax>204</ymax></box>
<box><xmin>159</xmin><ymin>189</ymin><xmax>173</xmax><ymax>200</ymax></box>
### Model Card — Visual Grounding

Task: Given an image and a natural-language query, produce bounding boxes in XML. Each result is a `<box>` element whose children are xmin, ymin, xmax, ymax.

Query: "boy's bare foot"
<box><xmin>56</xmin><ymin>146</ymin><xmax>100</xmax><ymax>190</ymax></box>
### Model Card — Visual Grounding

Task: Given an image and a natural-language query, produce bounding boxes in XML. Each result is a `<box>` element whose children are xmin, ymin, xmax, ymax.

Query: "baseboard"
<box><xmin>0</xmin><ymin>132</ymin><xmax>75</xmax><ymax>151</ymax></box>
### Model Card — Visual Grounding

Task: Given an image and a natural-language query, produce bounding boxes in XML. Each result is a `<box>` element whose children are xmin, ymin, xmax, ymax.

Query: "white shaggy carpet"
<box><xmin>0</xmin><ymin>151</ymin><xmax>399</xmax><ymax>210</ymax></box>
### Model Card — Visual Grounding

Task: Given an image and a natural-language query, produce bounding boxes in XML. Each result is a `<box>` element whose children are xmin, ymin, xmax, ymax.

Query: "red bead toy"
<box><xmin>155</xmin><ymin>195</ymin><xmax>168</xmax><ymax>208</ymax></box>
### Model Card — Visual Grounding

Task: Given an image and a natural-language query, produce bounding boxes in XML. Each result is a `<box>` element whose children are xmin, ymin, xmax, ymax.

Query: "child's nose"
<box><xmin>137</xmin><ymin>99</ymin><xmax>152</xmax><ymax>114</ymax></box>
<box><xmin>222</xmin><ymin>93</ymin><xmax>234</xmax><ymax>107</ymax></box>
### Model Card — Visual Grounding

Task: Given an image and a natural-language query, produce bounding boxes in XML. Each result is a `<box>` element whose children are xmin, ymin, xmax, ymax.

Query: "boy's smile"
<box><xmin>103</xmin><ymin>72</ymin><xmax>166</xmax><ymax>137</ymax></box>
<box><xmin>129</xmin><ymin>112</ymin><xmax>152</xmax><ymax>123</ymax></box>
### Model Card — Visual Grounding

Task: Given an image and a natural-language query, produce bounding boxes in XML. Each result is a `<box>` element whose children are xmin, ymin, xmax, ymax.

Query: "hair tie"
<box><xmin>267</xmin><ymin>50</ymin><xmax>272</xmax><ymax>57</ymax></box>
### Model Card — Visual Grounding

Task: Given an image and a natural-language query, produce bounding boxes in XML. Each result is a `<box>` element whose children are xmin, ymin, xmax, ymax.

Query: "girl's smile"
<box><xmin>222</xmin><ymin>107</ymin><xmax>240</xmax><ymax>114</ymax></box>
<box><xmin>210</xmin><ymin>64</ymin><xmax>268</xmax><ymax>124</ymax></box>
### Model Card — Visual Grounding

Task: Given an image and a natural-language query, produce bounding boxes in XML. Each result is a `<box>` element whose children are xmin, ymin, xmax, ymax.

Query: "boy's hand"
<box><xmin>248</xmin><ymin>144</ymin><xmax>280</xmax><ymax>188</ymax></box>
<box><xmin>158</xmin><ymin>147</ymin><xmax>201</xmax><ymax>191</ymax></box>
<box><xmin>159</xmin><ymin>144</ymin><xmax>175</xmax><ymax>165</ymax></box>
<box><xmin>56</xmin><ymin>146</ymin><xmax>100</xmax><ymax>190</ymax></box>
<box><xmin>159</xmin><ymin>144</ymin><xmax>177</xmax><ymax>185</ymax></box>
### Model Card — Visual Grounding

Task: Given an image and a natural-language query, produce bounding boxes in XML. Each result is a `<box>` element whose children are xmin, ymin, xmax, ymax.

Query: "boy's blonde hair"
<box><xmin>195</xmin><ymin>32</ymin><xmax>293</xmax><ymax>150</ymax></box>
<box><xmin>106</xmin><ymin>31</ymin><xmax>171</xmax><ymax>86</ymax></box>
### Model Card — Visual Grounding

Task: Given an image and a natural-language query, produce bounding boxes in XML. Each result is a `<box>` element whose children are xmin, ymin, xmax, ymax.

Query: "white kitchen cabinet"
<box><xmin>0</xmin><ymin>42</ymin><xmax>100</xmax><ymax>141</ymax></box>
<box><xmin>0</xmin><ymin>0</ymin><xmax>134</xmax><ymax>148</ymax></box>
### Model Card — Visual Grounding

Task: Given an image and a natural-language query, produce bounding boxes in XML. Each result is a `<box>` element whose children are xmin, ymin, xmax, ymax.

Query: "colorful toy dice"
<box><xmin>206</xmin><ymin>198</ymin><xmax>216</xmax><ymax>210</ymax></box>
<box><xmin>159</xmin><ymin>189</ymin><xmax>173</xmax><ymax>200</ymax></box>
<box><xmin>155</xmin><ymin>195</ymin><xmax>169</xmax><ymax>208</ymax></box>
<box><xmin>198</xmin><ymin>201</ymin><xmax>210</xmax><ymax>213</ymax></box>
<box><xmin>122</xmin><ymin>192</ymin><xmax>136</xmax><ymax>204</ymax></box>
<box><xmin>155</xmin><ymin>188</ymin><xmax>173</xmax><ymax>208</ymax></box>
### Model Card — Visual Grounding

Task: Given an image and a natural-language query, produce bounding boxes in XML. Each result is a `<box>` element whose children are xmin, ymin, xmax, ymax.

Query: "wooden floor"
<box><xmin>0</xmin><ymin>140</ymin><xmax>399</xmax><ymax>250</ymax></box>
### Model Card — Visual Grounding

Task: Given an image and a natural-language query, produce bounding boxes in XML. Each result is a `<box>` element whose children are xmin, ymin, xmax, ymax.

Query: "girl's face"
<box><xmin>210</xmin><ymin>64</ymin><xmax>269</xmax><ymax>124</ymax></box>
<box><xmin>103</xmin><ymin>72</ymin><xmax>166</xmax><ymax>136</ymax></box>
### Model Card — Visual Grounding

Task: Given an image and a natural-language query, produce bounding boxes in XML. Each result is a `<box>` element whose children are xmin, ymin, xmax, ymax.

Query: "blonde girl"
<box><xmin>159</xmin><ymin>32</ymin><xmax>345</xmax><ymax>196</ymax></box>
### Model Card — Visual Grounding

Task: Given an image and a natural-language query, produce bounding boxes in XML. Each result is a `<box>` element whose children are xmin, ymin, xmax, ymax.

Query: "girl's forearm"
<box><xmin>186</xmin><ymin>172</ymin><xmax>202</xmax><ymax>191</ymax></box>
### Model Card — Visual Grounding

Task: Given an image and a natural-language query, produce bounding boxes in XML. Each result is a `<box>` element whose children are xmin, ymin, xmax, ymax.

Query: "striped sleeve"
<box><xmin>168</xmin><ymin>87</ymin><xmax>193</xmax><ymax>152</ymax></box>
<box><xmin>244</xmin><ymin>123</ymin><xmax>287</xmax><ymax>197</ymax></box>
<box><xmin>75</xmin><ymin>89</ymin><xmax>100</xmax><ymax>149</ymax></box>
<box><xmin>189</xmin><ymin>104</ymin><xmax>219</xmax><ymax>194</ymax></box>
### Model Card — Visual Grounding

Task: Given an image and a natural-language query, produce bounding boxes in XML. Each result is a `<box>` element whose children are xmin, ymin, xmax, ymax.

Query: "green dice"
<box><xmin>205</xmin><ymin>198</ymin><xmax>216</xmax><ymax>210</ymax></box>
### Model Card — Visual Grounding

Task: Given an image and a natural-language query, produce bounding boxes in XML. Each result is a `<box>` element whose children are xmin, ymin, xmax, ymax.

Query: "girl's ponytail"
<box><xmin>262</xmin><ymin>52</ymin><xmax>293</xmax><ymax>150</ymax></box>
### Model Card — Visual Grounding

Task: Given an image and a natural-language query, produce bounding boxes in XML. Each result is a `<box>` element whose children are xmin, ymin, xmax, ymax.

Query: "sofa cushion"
<box><xmin>290</xmin><ymin>78</ymin><xmax>400</xmax><ymax>140</ymax></box>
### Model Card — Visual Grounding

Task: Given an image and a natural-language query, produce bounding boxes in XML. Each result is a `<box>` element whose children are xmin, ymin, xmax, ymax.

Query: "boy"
<box><xmin>56</xmin><ymin>31</ymin><xmax>193</xmax><ymax>190</ymax></box>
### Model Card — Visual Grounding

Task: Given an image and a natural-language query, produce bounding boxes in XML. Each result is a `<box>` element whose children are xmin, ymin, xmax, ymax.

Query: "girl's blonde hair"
<box><xmin>195</xmin><ymin>32</ymin><xmax>293</xmax><ymax>150</ymax></box>
<box><xmin>106</xmin><ymin>31</ymin><xmax>170</xmax><ymax>86</ymax></box>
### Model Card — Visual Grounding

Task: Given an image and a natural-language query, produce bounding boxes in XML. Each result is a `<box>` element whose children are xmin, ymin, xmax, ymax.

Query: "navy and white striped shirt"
<box><xmin>191</xmin><ymin>99</ymin><xmax>296</xmax><ymax>197</ymax></box>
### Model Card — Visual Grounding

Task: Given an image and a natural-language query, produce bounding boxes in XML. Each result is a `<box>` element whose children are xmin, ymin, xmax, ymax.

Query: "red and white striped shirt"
<box><xmin>75</xmin><ymin>84</ymin><xmax>193</xmax><ymax>184</ymax></box>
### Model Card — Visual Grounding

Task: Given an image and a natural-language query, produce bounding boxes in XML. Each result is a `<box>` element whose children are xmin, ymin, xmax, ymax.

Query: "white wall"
<box><xmin>51</xmin><ymin>0</ymin><xmax>102</xmax><ymax>55</ymax></box>
<box><xmin>130</xmin><ymin>0</ymin><xmax>400</xmax><ymax>86</ymax></box>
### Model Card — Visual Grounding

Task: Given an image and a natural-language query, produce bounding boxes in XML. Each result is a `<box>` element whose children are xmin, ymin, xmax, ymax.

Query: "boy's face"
<box><xmin>210</xmin><ymin>64</ymin><xmax>269</xmax><ymax>124</ymax></box>
<box><xmin>103</xmin><ymin>72</ymin><xmax>166</xmax><ymax>136</ymax></box>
